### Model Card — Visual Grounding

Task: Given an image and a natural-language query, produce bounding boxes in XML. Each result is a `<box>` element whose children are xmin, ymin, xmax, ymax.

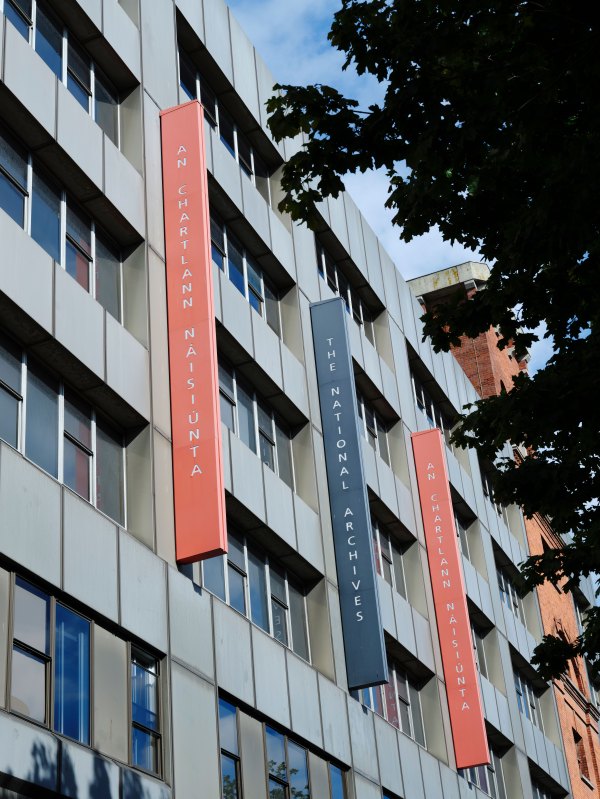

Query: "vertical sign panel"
<box><xmin>160</xmin><ymin>100</ymin><xmax>227</xmax><ymax>563</ymax></box>
<box><xmin>411</xmin><ymin>429</ymin><xmax>489</xmax><ymax>768</ymax></box>
<box><xmin>311</xmin><ymin>298</ymin><xmax>387</xmax><ymax>690</ymax></box>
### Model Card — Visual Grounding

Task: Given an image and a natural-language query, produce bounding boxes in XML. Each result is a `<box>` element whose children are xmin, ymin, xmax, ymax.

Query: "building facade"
<box><xmin>410</xmin><ymin>263</ymin><xmax>600</xmax><ymax>799</ymax></box>
<box><xmin>0</xmin><ymin>2</ymin><xmax>592</xmax><ymax>799</ymax></box>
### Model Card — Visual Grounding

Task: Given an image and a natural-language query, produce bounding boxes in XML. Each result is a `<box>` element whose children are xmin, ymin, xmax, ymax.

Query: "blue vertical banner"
<box><xmin>310</xmin><ymin>298</ymin><xmax>388</xmax><ymax>690</ymax></box>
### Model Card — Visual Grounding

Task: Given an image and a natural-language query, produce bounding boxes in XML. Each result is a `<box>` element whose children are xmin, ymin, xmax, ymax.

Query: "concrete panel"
<box><xmin>354</xmin><ymin>775</ymin><xmax>381</xmax><ymax>799</ymax></box>
<box><xmin>376</xmin><ymin>459</ymin><xmax>399</xmax><ymax>518</ymax></box>
<box><xmin>397</xmin><ymin>733</ymin><xmax>425</xmax><ymax>799</ymax></box>
<box><xmin>347</xmin><ymin>695</ymin><xmax>378</xmax><ymax>781</ymax></box>
<box><xmin>230</xmin><ymin>433</ymin><xmax>266</xmax><ymax>520</ymax></box>
<box><xmin>362</xmin><ymin>337</ymin><xmax>382</xmax><ymax>391</ymax></box>
<box><xmin>105</xmin><ymin>314</ymin><xmax>151</xmax><ymax>419</ymax></box>
<box><xmin>480</xmin><ymin>675</ymin><xmax>500</xmax><ymax>730</ymax></box>
<box><xmin>122</xmin><ymin>769</ymin><xmax>170</xmax><ymax>799</ymax></box>
<box><xmin>148</xmin><ymin>248</ymin><xmax>171</xmax><ymax>437</ymax></box>
<box><xmin>262</xmin><ymin>465</ymin><xmax>295</xmax><ymax>548</ymax></box>
<box><xmin>377</xmin><ymin>575</ymin><xmax>397</xmax><ymax>639</ymax></box>
<box><xmin>139</xmin><ymin>0</ymin><xmax>177</xmax><ymax>108</ymax></box>
<box><xmin>213</xmin><ymin>600</ymin><xmax>254</xmax><ymax>706</ymax></box>
<box><xmin>229</xmin><ymin>14</ymin><xmax>260</xmax><ymax>121</ymax></box>
<box><xmin>281</xmin><ymin>345</ymin><xmax>309</xmax><ymax>418</ymax></box>
<box><xmin>220</xmin><ymin>269</ymin><xmax>253</xmax><ymax>357</ymax></box>
<box><xmin>119</xmin><ymin>530</ymin><xmax>168</xmax><ymax>651</ymax></box>
<box><xmin>319</xmin><ymin>674</ymin><xmax>351</xmax><ymax>764</ymax></box>
<box><xmin>241</xmin><ymin>174</ymin><xmax>271</xmax><ymax>246</ymax></box>
<box><xmin>287</xmin><ymin>651</ymin><xmax>323</xmax><ymax>748</ymax></box>
<box><xmin>532</xmin><ymin>725</ymin><xmax>549</xmax><ymax>775</ymax></box>
<box><xmin>502</xmin><ymin>604</ymin><xmax>518</xmax><ymax>650</ymax></box>
<box><xmin>76</xmin><ymin>0</ymin><xmax>101</xmax><ymax>27</ymax></box>
<box><xmin>63</xmin><ymin>491</ymin><xmax>118</xmax><ymax>621</ymax></box>
<box><xmin>463</xmin><ymin>558</ymin><xmax>481</xmax><ymax>608</ymax></box>
<box><xmin>203</xmin><ymin>0</ymin><xmax>234</xmax><ymax>81</ymax></box>
<box><xmin>440</xmin><ymin>763</ymin><xmax>461</xmax><ymax>799</ymax></box>
<box><xmin>239</xmin><ymin>712</ymin><xmax>268</xmax><ymax>799</ymax></box>
<box><xmin>171</xmin><ymin>663</ymin><xmax>220</xmax><ymax>799</ymax></box>
<box><xmin>255</xmin><ymin>57</ymin><xmax>282</xmax><ymax>153</ymax></box>
<box><xmin>308</xmin><ymin>753</ymin><xmax>330</xmax><ymax>799</ymax></box>
<box><xmin>397</xmin><ymin>274</ymin><xmax>419</xmax><ymax>350</ymax></box>
<box><xmin>93</xmin><ymin>626</ymin><xmax>128</xmax><ymax>761</ymax></box>
<box><xmin>4</xmin><ymin>22</ymin><xmax>56</xmax><ymax>135</ymax></box>
<box><xmin>343</xmin><ymin>194</ymin><xmax>368</xmax><ymax>277</ymax></box>
<box><xmin>361</xmin><ymin>218</ymin><xmax>385</xmax><ymax>306</ymax></box>
<box><xmin>153</xmin><ymin>429</ymin><xmax>176</xmax><ymax>564</ymax></box>
<box><xmin>57</xmin><ymin>82</ymin><xmax>103</xmax><ymax>188</ymax></box>
<box><xmin>413</xmin><ymin>607</ymin><xmax>435</xmax><ymax>672</ymax></box>
<box><xmin>420</xmin><ymin>749</ymin><xmax>443</xmax><ymax>799</ymax></box>
<box><xmin>362</xmin><ymin>438</ymin><xmax>379</xmax><ymax>495</ymax></box>
<box><xmin>252</xmin><ymin>312</ymin><xmax>283</xmax><ymax>388</ymax></box>
<box><xmin>495</xmin><ymin>686</ymin><xmax>513</xmax><ymax>742</ymax></box>
<box><xmin>379</xmin><ymin>246</ymin><xmax>402</xmax><ymax>325</ymax></box>
<box><xmin>396</xmin><ymin>476</ymin><xmax>417</xmax><ymax>539</ymax></box>
<box><xmin>211</xmin><ymin>131</ymin><xmax>243</xmax><ymax>210</ymax></box>
<box><xmin>252</xmin><ymin>626</ymin><xmax>290</xmax><ymax>727</ymax></box>
<box><xmin>168</xmin><ymin>566</ymin><xmax>214</xmax><ymax>679</ymax></box>
<box><xmin>328</xmin><ymin>587</ymin><xmax>349</xmax><ymax>688</ymax></box>
<box><xmin>374</xmin><ymin>715</ymin><xmax>403</xmax><ymax>794</ymax></box>
<box><xmin>522</xmin><ymin>716</ymin><xmax>537</xmax><ymax>761</ymax></box>
<box><xmin>477</xmin><ymin>574</ymin><xmax>493</xmax><ymax>622</ymax></box>
<box><xmin>327</xmin><ymin>194</ymin><xmax>350</xmax><ymax>253</ymax></box>
<box><xmin>269</xmin><ymin>210</ymin><xmax>296</xmax><ymax>281</ymax></box>
<box><xmin>103</xmin><ymin>0</ymin><xmax>141</xmax><ymax>81</ymax></box>
<box><xmin>144</xmin><ymin>94</ymin><xmax>166</xmax><ymax>259</ymax></box>
<box><xmin>380</xmin><ymin>360</ymin><xmax>400</xmax><ymax>416</ymax></box>
<box><xmin>294</xmin><ymin>494</ymin><xmax>324</xmax><ymax>574</ymax></box>
<box><xmin>0</xmin><ymin>712</ymin><xmax>58</xmax><ymax>791</ymax></box>
<box><xmin>60</xmin><ymin>740</ymin><xmax>120</xmax><ymax>799</ymax></box>
<box><xmin>0</xmin><ymin>567</ymin><xmax>8</xmax><ymax>708</ymax></box>
<box><xmin>54</xmin><ymin>264</ymin><xmax>105</xmax><ymax>378</ymax></box>
<box><xmin>104</xmin><ymin>137</ymin><xmax>146</xmax><ymax>237</ymax></box>
<box><xmin>293</xmin><ymin>222</ymin><xmax>320</xmax><ymax>301</ymax></box>
<box><xmin>177</xmin><ymin>0</ymin><xmax>204</xmax><ymax>38</ymax></box>
<box><xmin>0</xmin><ymin>213</ymin><xmax>54</xmax><ymax>333</ymax></box>
<box><xmin>392</xmin><ymin>591</ymin><xmax>417</xmax><ymax>657</ymax></box>
<box><xmin>0</xmin><ymin>445</ymin><xmax>61</xmax><ymax>586</ymax></box>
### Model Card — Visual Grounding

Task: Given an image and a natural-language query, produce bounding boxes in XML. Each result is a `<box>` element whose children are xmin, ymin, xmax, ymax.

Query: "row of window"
<box><xmin>0</xmin><ymin>126</ymin><xmax>123</xmax><ymax>321</ymax></box>
<box><xmin>9</xmin><ymin>575</ymin><xmax>160</xmax><ymax>774</ymax></box>
<box><xmin>201</xmin><ymin>528</ymin><xmax>310</xmax><ymax>662</ymax></box>
<box><xmin>316</xmin><ymin>240</ymin><xmax>376</xmax><ymax>345</ymax></box>
<box><xmin>371</xmin><ymin>517</ymin><xmax>407</xmax><ymax>599</ymax></box>
<box><xmin>218</xmin><ymin>698</ymin><xmax>346</xmax><ymax>799</ymax></box>
<box><xmin>3</xmin><ymin>0</ymin><xmax>119</xmax><ymax>145</ymax></box>
<box><xmin>356</xmin><ymin>391</ymin><xmax>390</xmax><ymax>465</ymax></box>
<box><xmin>352</xmin><ymin>658</ymin><xmax>426</xmax><ymax>748</ymax></box>
<box><xmin>179</xmin><ymin>48</ymin><xmax>272</xmax><ymax>207</ymax></box>
<box><xmin>459</xmin><ymin>749</ymin><xmax>507</xmax><ymax>799</ymax></box>
<box><xmin>210</xmin><ymin>210</ymin><xmax>282</xmax><ymax>336</ymax></box>
<box><xmin>219</xmin><ymin>359</ymin><xmax>294</xmax><ymax>489</ymax></box>
<box><xmin>514</xmin><ymin>667</ymin><xmax>542</xmax><ymax>729</ymax></box>
<box><xmin>0</xmin><ymin>331</ymin><xmax>125</xmax><ymax>524</ymax></box>
<box><xmin>411</xmin><ymin>371</ymin><xmax>456</xmax><ymax>451</ymax></box>
<box><xmin>497</xmin><ymin>566</ymin><xmax>526</xmax><ymax>626</ymax></box>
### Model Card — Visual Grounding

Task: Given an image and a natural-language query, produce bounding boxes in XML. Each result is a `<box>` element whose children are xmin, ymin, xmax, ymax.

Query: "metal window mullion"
<box><xmin>222</xmin><ymin>223</ymin><xmax>230</xmax><ymax>282</ymax></box>
<box><xmin>242</xmin><ymin>537</ymin><xmax>250</xmax><ymax>617</ymax></box>
<box><xmin>252</xmin><ymin>393</ymin><xmax>259</xmax><ymax>457</ymax></box>
<box><xmin>265</xmin><ymin>558</ymin><xmax>275</xmax><ymax>638</ymax></box>
<box><xmin>90</xmin><ymin>411</ymin><xmax>97</xmax><ymax>506</ymax></box>
<box><xmin>31</xmin><ymin>0</ymin><xmax>37</xmax><ymax>47</ymax></box>
<box><xmin>121</xmin><ymin>427</ymin><xmax>127</xmax><ymax>529</ymax></box>
<box><xmin>61</xmin><ymin>27</ymin><xmax>68</xmax><ymax>87</ymax></box>
<box><xmin>242</xmin><ymin>248</ymin><xmax>249</xmax><ymax>302</ymax></box>
<box><xmin>26</xmin><ymin>155</ymin><xmax>33</xmax><ymax>235</ymax></box>
<box><xmin>57</xmin><ymin>384</ymin><xmax>65</xmax><ymax>483</ymax></box>
<box><xmin>90</xmin><ymin>221</ymin><xmax>96</xmax><ymax>300</ymax></box>
<box><xmin>231</xmin><ymin>367</ymin><xmax>239</xmax><ymax>438</ymax></box>
<box><xmin>270</xmin><ymin>412</ymin><xmax>279</xmax><ymax>476</ymax></box>
<box><xmin>90</xmin><ymin>61</ymin><xmax>96</xmax><ymax>121</ymax></box>
<box><xmin>59</xmin><ymin>191</ymin><xmax>67</xmax><ymax>268</ymax></box>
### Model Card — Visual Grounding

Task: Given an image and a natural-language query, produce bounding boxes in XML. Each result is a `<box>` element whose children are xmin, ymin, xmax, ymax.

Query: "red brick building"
<box><xmin>410</xmin><ymin>262</ymin><xmax>600</xmax><ymax>799</ymax></box>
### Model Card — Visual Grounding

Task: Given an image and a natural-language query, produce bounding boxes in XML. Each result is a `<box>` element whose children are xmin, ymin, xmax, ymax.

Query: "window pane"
<box><xmin>132</xmin><ymin>726</ymin><xmax>159</xmax><ymax>773</ymax></box>
<box><xmin>409</xmin><ymin>682</ymin><xmax>425</xmax><ymax>745</ymax></box>
<box><xmin>96</xmin><ymin>419</ymin><xmax>124</xmax><ymax>524</ymax></box>
<box><xmin>391</xmin><ymin>541</ymin><xmax>407</xmax><ymax>599</ymax></box>
<box><xmin>221</xmin><ymin>753</ymin><xmax>239</xmax><ymax>799</ymax></box>
<box><xmin>254</xmin><ymin>154</ymin><xmax>270</xmax><ymax>204</ymax></box>
<box><xmin>64</xmin><ymin>437</ymin><xmax>91</xmax><ymax>500</ymax></box>
<box><xmin>219</xmin><ymin>109</ymin><xmax>236</xmax><ymax>157</ymax></box>
<box><xmin>265</xmin><ymin>727</ymin><xmax>286</xmax><ymax>780</ymax></box>
<box><xmin>289</xmin><ymin>582</ymin><xmax>309</xmax><ymax>661</ymax></box>
<box><xmin>0</xmin><ymin>331</ymin><xmax>21</xmax><ymax>392</ymax></box>
<box><xmin>25</xmin><ymin>360</ymin><xmax>58</xmax><ymax>477</ymax></box>
<box><xmin>329</xmin><ymin>765</ymin><xmax>345</xmax><ymax>799</ymax></box>
<box><xmin>259</xmin><ymin>431</ymin><xmax>275</xmax><ymax>470</ymax></box>
<box><xmin>248</xmin><ymin>549</ymin><xmax>269</xmax><ymax>632</ymax></box>
<box><xmin>95</xmin><ymin>74</ymin><xmax>119</xmax><ymax>145</ymax></box>
<box><xmin>237</xmin><ymin>133</ymin><xmax>252</xmax><ymax>177</ymax></box>
<box><xmin>383</xmin><ymin>678</ymin><xmax>400</xmax><ymax>728</ymax></box>
<box><xmin>68</xmin><ymin>39</ymin><xmax>91</xmax><ymax>90</ymax></box>
<box><xmin>67</xmin><ymin>73</ymin><xmax>90</xmax><ymax>110</ymax></box>
<box><xmin>54</xmin><ymin>604</ymin><xmax>90</xmax><ymax>744</ymax></box>
<box><xmin>218</xmin><ymin>361</ymin><xmax>234</xmax><ymax>397</ymax></box>
<box><xmin>200</xmin><ymin>82</ymin><xmax>217</xmax><ymax>127</ymax></box>
<box><xmin>227</xmin><ymin>237</ymin><xmax>245</xmax><ymax>296</ymax></box>
<box><xmin>13</xmin><ymin>577</ymin><xmax>50</xmax><ymax>653</ymax></box>
<box><xmin>35</xmin><ymin>2</ymin><xmax>63</xmax><ymax>79</ymax></box>
<box><xmin>264</xmin><ymin>281</ymin><xmax>280</xmax><ymax>335</ymax></box>
<box><xmin>95</xmin><ymin>236</ymin><xmax>121</xmax><ymax>320</ymax></box>
<box><xmin>268</xmin><ymin>779</ymin><xmax>286</xmax><ymax>799</ymax></box>
<box><xmin>275</xmin><ymin>422</ymin><xmax>293</xmax><ymax>488</ymax></box>
<box><xmin>376</xmin><ymin>417</ymin><xmax>390</xmax><ymax>464</ymax></box>
<box><xmin>203</xmin><ymin>555</ymin><xmax>226</xmax><ymax>601</ymax></box>
<box><xmin>271</xmin><ymin>598</ymin><xmax>288</xmax><ymax>646</ymax></box>
<box><xmin>131</xmin><ymin>653</ymin><xmax>158</xmax><ymax>730</ymax></box>
<box><xmin>228</xmin><ymin>531</ymin><xmax>245</xmax><ymax>570</ymax></box>
<box><xmin>218</xmin><ymin>698</ymin><xmax>238</xmax><ymax>755</ymax></box>
<box><xmin>31</xmin><ymin>170</ymin><xmax>61</xmax><ymax>261</ymax></box>
<box><xmin>65</xmin><ymin>240</ymin><xmax>91</xmax><ymax>290</ymax></box>
<box><xmin>0</xmin><ymin>128</ymin><xmax>27</xmax><ymax>189</ymax></box>
<box><xmin>0</xmin><ymin>387</ymin><xmax>19</xmax><ymax>447</ymax></box>
<box><xmin>270</xmin><ymin>566</ymin><xmax>286</xmax><ymax>603</ymax></box>
<box><xmin>64</xmin><ymin>392</ymin><xmax>91</xmax><ymax>447</ymax></box>
<box><xmin>4</xmin><ymin>0</ymin><xmax>32</xmax><ymax>39</ymax></box>
<box><xmin>0</xmin><ymin>171</ymin><xmax>26</xmax><ymax>226</ymax></box>
<box><xmin>228</xmin><ymin>565</ymin><xmax>246</xmax><ymax>615</ymax></box>
<box><xmin>66</xmin><ymin>203</ymin><xmax>92</xmax><ymax>256</ymax></box>
<box><xmin>220</xmin><ymin>394</ymin><xmax>235</xmax><ymax>431</ymax></box>
<box><xmin>179</xmin><ymin>52</ymin><xmax>197</xmax><ymax>99</ymax></box>
<box><xmin>236</xmin><ymin>383</ymin><xmax>256</xmax><ymax>452</ymax></box>
<box><xmin>11</xmin><ymin>646</ymin><xmax>47</xmax><ymax>722</ymax></box>
<box><xmin>288</xmin><ymin>741</ymin><xmax>309</xmax><ymax>799</ymax></box>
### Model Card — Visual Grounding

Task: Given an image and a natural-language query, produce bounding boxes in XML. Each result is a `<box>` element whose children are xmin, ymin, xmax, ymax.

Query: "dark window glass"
<box><xmin>238</xmin><ymin>132</ymin><xmax>252</xmax><ymax>177</ymax></box>
<box><xmin>63</xmin><ymin>393</ymin><xmax>92</xmax><ymax>500</ymax></box>
<box><xmin>264</xmin><ymin>281</ymin><xmax>280</xmax><ymax>335</ymax></box>
<box><xmin>25</xmin><ymin>360</ymin><xmax>58</xmax><ymax>477</ymax></box>
<box><xmin>247</xmin><ymin>258</ymin><xmax>262</xmax><ymax>313</ymax></box>
<box><xmin>289</xmin><ymin>582</ymin><xmax>309</xmax><ymax>661</ymax></box>
<box><xmin>131</xmin><ymin>649</ymin><xmax>160</xmax><ymax>773</ymax></box>
<box><xmin>95</xmin><ymin>235</ymin><xmax>121</xmax><ymax>320</ymax></box>
<box><xmin>408</xmin><ymin>681</ymin><xmax>425</xmax><ymax>745</ymax></box>
<box><xmin>221</xmin><ymin>753</ymin><xmax>239</xmax><ymax>799</ymax></box>
<box><xmin>0</xmin><ymin>128</ymin><xmax>28</xmax><ymax>226</ymax></box>
<box><xmin>66</xmin><ymin>202</ymin><xmax>92</xmax><ymax>290</ymax></box>
<box><xmin>0</xmin><ymin>333</ymin><xmax>22</xmax><ymax>448</ymax></box>
<box><xmin>275</xmin><ymin>421</ymin><xmax>293</xmax><ymax>488</ymax></box>
<box><xmin>0</xmin><ymin>170</ymin><xmax>26</xmax><ymax>226</ymax></box>
<box><xmin>248</xmin><ymin>549</ymin><xmax>269</xmax><ymax>632</ymax></box>
<box><xmin>270</xmin><ymin>567</ymin><xmax>288</xmax><ymax>646</ymax></box>
<box><xmin>31</xmin><ymin>170</ymin><xmax>61</xmax><ymax>261</ymax></box>
<box><xmin>13</xmin><ymin>577</ymin><xmax>50</xmax><ymax>653</ymax></box>
<box><xmin>179</xmin><ymin>52</ymin><xmax>197</xmax><ymax>100</ymax></box>
<box><xmin>219</xmin><ymin>108</ymin><xmax>236</xmax><ymax>157</ymax></box>
<box><xmin>288</xmin><ymin>741</ymin><xmax>309</xmax><ymax>799</ymax></box>
<box><xmin>95</xmin><ymin>73</ymin><xmax>119</xmax><ymax>145</ymax></box>
<box><xmin>66</xmin><ymin>240</ymin><xmax>91</xmax><ymax>290</ymax></box>
<box><xmin>218</xmin><ymin>698</ymin><xmax>238</xmax><ymax>755</ymax></box>
<box><xmin>4</xmin><ymin>0</ymin><xmax>32</xmax><ymax>39</ymax></box>
<box><xmin>266</xmin><ymin>727</ymin><xmax>286</xmax><ymax>781</ymax></box>
<box><xmin>35</xmin><ymin>2</ymin><xmax>63</xmax><ymax>79</ymax></box>
<box><xmin>54</xmin><ymin>604</ymin><xmax>90</xmax><ymax>743</ymax></box>
<box><xmin>67</xmin><ymin>39</ymin><xmax>91</xmax><ymax>110</ymax></box>
<box><xmin>203</xmin><ymin>555</ymin><xmax>226</xmax><ymax>601</ymax></box>
<box><xmin>0</xmin><ymin>386</ymin><xmax>19</xmax><ymax>447</ymax></box>
<box><xmin>227</xmin><ymin>237</ymin><xmax>245</xmax><ymax>296</ymax></box>
<box><xmin>200</xmin><ymin>81</ymin><xmax>217</xmax><ymax>127</ymax></box>
<box><xmin>11</xmin><ymin>646</ymin><xmax>47</xmax><ymax>722</ymax></box>
<box><xmin>254</xmin><ymin>154</ymin><xmax>270</xmax><ymax>204</ymax></box>
<box><xmin>96</xmin><ymin>419</ymin><xmax>124</xmax><ymax>524</ymax></box>
<box><xmin>228</xmin><ymin>566</ymin><xmax>246</xmax><ymax>615</ymax></box>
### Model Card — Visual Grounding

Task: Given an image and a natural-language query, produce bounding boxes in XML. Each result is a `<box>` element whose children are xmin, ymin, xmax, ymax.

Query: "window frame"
<box><xmin>130</xmin><ymin>646</ymin><xmax>162</xmax><ymax>777</ymax></box>
<box><xmin>497</xmin><ymin>566</ymin><xmax>526</xmax><ymax>626</ymax></box>
<box><xmin>371</xmin><ymin>517</ymin><xmax>408</xmax><ymax>600</ymax></box>
<box><xmin>513</xmin><ymin>668</ymin><xmax>543</xmax><ymax>729</ymax></box>
<box><xmin>356</xmin><ymin>391</ymin><xmax>391</xmax><ymax>465</ymax></box>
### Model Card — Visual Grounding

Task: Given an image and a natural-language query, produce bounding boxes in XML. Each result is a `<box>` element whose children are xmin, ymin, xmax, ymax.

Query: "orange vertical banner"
<box><xmin>411</xmin><ymin>429</ymin><xmax>489</xmax><ymax>769</ymax></box>
<box><xmin>160</xmin><ymin>100</ymin><xmax>227</xmax><ymax>563</ymax></box>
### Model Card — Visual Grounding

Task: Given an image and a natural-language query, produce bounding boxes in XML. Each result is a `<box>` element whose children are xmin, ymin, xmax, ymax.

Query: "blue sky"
<box><xmin>227</xmin><ymin>0</ymin><xmax>553</xmax><ymax>372</ymax></box>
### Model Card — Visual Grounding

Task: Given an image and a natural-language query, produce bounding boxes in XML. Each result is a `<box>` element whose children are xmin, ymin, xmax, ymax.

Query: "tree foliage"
<box><xmin>267</xmin><ymin>1</ymin><xmax>600</xmax><ymax>677</ymax></box>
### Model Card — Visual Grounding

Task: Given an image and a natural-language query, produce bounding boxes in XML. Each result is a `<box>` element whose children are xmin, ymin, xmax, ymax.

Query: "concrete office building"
<box><xmin>410</xmin><ymin>264</ymin><xmax>600</xmax><ymax>799</ymax></box>
<box><xmin>0</xmin><ymin>1</ymin><xmax>591</xmax><ymax>798</ymax></box>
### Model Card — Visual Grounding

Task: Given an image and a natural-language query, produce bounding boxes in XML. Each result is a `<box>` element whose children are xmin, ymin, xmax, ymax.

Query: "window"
<box><xmin>218</xmin><ymin>360</ymin><xmax>294</xmax><ymax>489</ymax></box>
<box><xmin>315</xmin><ymin>239</ymin><xmax>376</xmax><ymax>345</ymax></box>
<box><xmin>131</xmin><ymin>648</ymin><xmax>160</xmax><ymax>775</ymax></box>
<box><xmin>459</xmin><ymin>748</ymin><xmax>507</xmax><ymax>799</ymax></box>
<box><xmin>356</xmin><ymin>392</ymin><xmax>390</xmax><ymax>465</ymax></box>
<box><xmin>532</xmin><ymin>781</ymin><xmax>553</xmax><ymax>799</ymax></box>
<box><xmin>10</xmin><ymin>577</ymin><xmax>90</xmax><ymax>745</ymax></box>
<box><xmin>0</xmin><ymin>334</ymin><xmax>126</xmax><ymax>524</ymax></box>
<box><xmin>411</xmin><ymin>371</ymin><xmax>456</xmax><ymax>450</ymax></box>
<box><xmin>455</xmin><ymin>510</ymin><xmax>471</xmax><ymax>560</ymax></box>
<box><xmin>219</xmin><ymin>699</ymin><xmax>241</xmax><ymax>799</ymax></box>
<box><xmin>266</xmin><ymin>726</ymin><xmax>310</xmax><ymax>799</ymax></box>
<box><xmin>354</xmin><ymin>658</ymin><xmax>426</xmax><ymax>747</ymax></box>
<box><xmin>202</xmin><ymin>529</ymin><xmax>310</xmax><ymax>661</ymax></box>
<box><xmin>471</xmin><ymin>623</ymin><xmax>489</xmax><ymax>679</ymax></box>
<box><xmin>497</xmin><ymin>567</ymin><xmax>525</xmax><ymax>626</ymax></box>
<box><xmin>2</xmin><ymin>0</ymin><xmax>120</xmax><ymax>144</ymax></box>
<box><xmin>0</xmin><ymin>126</ymin><xmax>124</xmax><ymax>321</ymax></box>
<box><xmin>210</xmin><ymin>211</ymin><xmax>282</xmax><ymax>335</ymax></box>
<box><xmin>371</xmin><ymin>517</ymin><xmax>407</xmax><ymax>600</ymax></box>
<box><xmin>179</xmin><ymin>48</ymin><xmax>272</xmax><ymax>205</ymax></box>
<box><xmin>514</xmin><ymin>668</ymin><xmax>542</xmax><ymax>728</ymax></box>
<box><xmin>329</xmin><ymin>765</ymin><xmax>346</xmax><ymax>799</ymax></box>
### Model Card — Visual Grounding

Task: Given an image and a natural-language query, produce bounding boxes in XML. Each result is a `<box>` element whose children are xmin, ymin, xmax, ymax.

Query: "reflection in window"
<box><xmin>54</xmin><ymin>604</ymin><xmax>90</xmax><ymax>744</ymax></box>
<box><xmin>26</xmin><ymin>359</ymin><xmax>59</xmax><ymax>478</ymax></box>
<box><xmin>131</xmin><ymin>648</ymin><xmax>160</xmax><ymax>774</ymax></box>
<box><xmin>219</xmin><ymin>699</ymin><xmax>240</xmax><ymax>799</ymax></box>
